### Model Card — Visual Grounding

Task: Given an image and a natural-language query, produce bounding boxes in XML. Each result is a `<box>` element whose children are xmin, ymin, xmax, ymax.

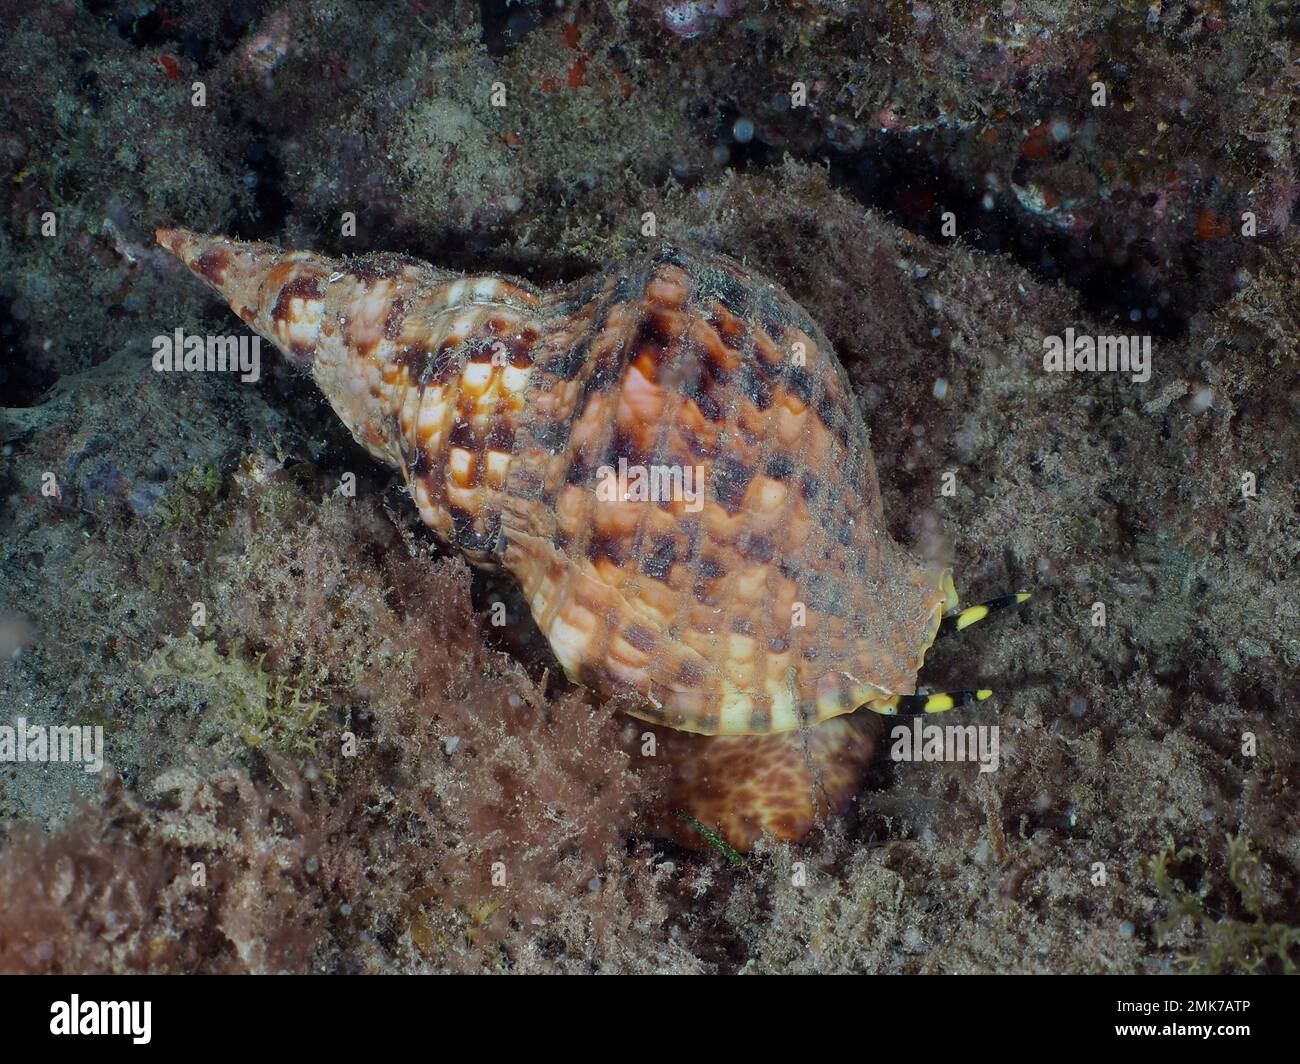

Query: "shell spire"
<box><xmin>156</xmin><ymin>226</ymin><xmax>542</xmax><ymax>564</ymax></box>
<box><xmin>157</xmin><ymin>227</ymin><xmax>336</xmax><ymax>369</ymax></box>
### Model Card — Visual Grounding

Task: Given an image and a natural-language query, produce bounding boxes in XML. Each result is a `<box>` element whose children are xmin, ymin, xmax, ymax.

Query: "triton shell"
<box><xmin>157</xmin><ymin>227</ymin><xmax>954</xmax><ymax>846</ymax></box>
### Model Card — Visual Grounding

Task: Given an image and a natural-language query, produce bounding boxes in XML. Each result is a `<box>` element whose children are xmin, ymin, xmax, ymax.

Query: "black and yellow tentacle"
<box><xmin>869</xmin><ymin>590</ymin><xmax>1030</xmax><ymax>717</ymax></box>
<box><xmin>941</xmin><ymin>592</ymin><xmax>1031</xmax><ymax>634</ymax></box>
<box><xmin>872</xmin><ymin>688</ymin><xmax>993</xmax><ymax>717</ymax></box>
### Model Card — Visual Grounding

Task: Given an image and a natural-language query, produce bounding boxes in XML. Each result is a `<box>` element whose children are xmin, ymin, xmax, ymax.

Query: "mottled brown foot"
<box><xmin>654</xmin><ymin>712</ymin><xmax>884</xmax><ymax>853</ymax></box>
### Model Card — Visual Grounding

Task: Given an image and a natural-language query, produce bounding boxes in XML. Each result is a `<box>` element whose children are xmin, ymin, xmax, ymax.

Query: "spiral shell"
<box><xmin>158</xmin><ymin>228</ymin><xmax>952</xmax><ymax>742</ymax></box>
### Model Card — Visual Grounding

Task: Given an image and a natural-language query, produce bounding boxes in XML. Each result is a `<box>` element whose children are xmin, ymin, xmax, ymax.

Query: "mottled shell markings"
<box><xmin>157</xmin><ymin>227</ymin><xmax>956</xmax><ymax>851</ymax></box>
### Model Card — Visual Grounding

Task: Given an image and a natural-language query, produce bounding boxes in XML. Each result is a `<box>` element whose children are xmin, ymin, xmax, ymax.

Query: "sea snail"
<box><xmin>156</xmin><ymin>227</ymin><xmax>1027</xmax><ymax>852</ymax></box>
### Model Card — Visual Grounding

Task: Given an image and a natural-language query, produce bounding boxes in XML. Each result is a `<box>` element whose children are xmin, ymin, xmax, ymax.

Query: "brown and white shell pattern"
<box><xmin>156</xmin><ymin>228</ymin><xmax>951</xmax><ymax>739</ymax></box>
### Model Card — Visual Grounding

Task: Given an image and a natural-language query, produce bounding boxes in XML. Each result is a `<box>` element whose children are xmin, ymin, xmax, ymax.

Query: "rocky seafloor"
<box><xmin>0</xmin><ymin>0</ymin><xmax>1296</xmax><ymax>973</ymax></box>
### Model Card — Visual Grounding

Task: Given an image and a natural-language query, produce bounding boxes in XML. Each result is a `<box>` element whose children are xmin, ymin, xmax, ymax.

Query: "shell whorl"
<box><xmin>158</xmin><ymin>228</ymin><xmax>949</xmax><ymax>737</ymax></box>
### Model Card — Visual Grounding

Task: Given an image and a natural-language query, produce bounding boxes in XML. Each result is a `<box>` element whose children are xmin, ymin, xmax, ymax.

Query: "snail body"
<box><xmin>157</xmin><ymin>228</ymin><xmax>960</xmax><ymax>850</ymax></box>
